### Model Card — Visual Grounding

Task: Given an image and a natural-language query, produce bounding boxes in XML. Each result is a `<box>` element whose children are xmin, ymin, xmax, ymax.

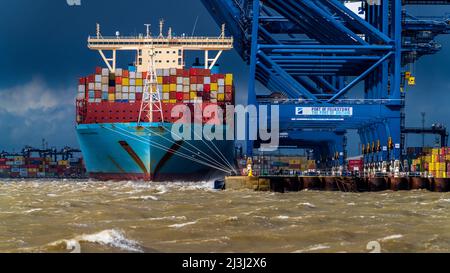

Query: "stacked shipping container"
<box><xmin>77</xmin><ymin>66</ymin><xmax>235</xmax><ymax>124</ymax></box>
<box><xmin>77</xmin><ymin>66</ymin><xmax>234</xmax><ymax>104</ymax></box>
<box><xmin>410</xmin><ymin>147</ymin><xmax>450</xmax><ymax>178</ymax></box>
<box><xmin>0</xmin><ymin>155</ymin><xmax>85</xmax><ymax>178</ymax></box>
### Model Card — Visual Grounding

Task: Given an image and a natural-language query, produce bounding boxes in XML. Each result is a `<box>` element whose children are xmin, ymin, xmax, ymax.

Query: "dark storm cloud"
<box><xmin>0</xmin><ymin>1</ymin><xmax>449</xmax><ymax>154</ymax></box>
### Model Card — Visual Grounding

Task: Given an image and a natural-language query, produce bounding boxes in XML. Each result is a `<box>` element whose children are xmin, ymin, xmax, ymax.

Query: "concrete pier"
<box><xmin>224</xmin><ymin>176</ymin><xmax>450</xmax><ymax>193</ymax></box>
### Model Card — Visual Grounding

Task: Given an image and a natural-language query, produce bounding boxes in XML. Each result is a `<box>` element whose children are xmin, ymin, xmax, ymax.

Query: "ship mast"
<box><xmin>138</xmin><ymin>49</ymin><xmax>164</xmax><ymax>124</ymax></box>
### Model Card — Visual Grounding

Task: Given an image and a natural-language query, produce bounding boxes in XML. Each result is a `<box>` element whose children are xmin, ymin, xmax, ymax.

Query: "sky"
<box><xmin>0</xmin><ymin>0</ymin><xmax>449</xmax><ymax>155</ymax></box>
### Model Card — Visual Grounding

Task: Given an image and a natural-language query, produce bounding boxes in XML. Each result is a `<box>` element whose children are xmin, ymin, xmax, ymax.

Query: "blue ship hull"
<box><xmin>76</xmin><ymin>122</ymin><xmax>235</xmax><ymax>181</ymax></box>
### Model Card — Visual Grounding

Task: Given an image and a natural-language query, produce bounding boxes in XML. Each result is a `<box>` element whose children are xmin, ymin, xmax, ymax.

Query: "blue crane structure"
<box><xmin>201</xmin><ymin>0</ymin><xmax>450</xmax><ymax>170</ymax></box>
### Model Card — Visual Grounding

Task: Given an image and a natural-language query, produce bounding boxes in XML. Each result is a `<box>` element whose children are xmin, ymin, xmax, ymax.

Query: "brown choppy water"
<box><xmin>1</xmin><ymin>179</ymin><xmax>450</xmax><ymax>253</ymax></box>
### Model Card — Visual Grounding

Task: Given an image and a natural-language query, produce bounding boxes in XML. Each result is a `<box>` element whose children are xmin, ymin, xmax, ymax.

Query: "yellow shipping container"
<box><xmin>170</xmin><ymin>84</ymin><xmax>177</xmax><ymax>91</ymax></box>
<box><xmin>225</xmin><ymin>74</ymin><xmax>233</xmax><ymax>85</ymax></box>
<box><xmin>169</xmin><ymin>99</ymin><xmax>177</xmax><ymax>104</ymax></box>
<box><xmin>218</xmin><ymin>93</ymin><xmax>225</xmax><ymax>101</ymax></box>
<box><xmin>157</xmin><ymin>77</ymin><xmax>163</xmax><ymax>84</ymax></box>
<box><xmin>432</xmin><ymin>148</ymin><xmax>439</xmax><ymax>155</ymax></box>
<box><xmin>190</xmin><ymin>92</ymin><xmax>197</xmax><ymax>99</ymax></box>
<box><xmin>210</xmin><ymin>83</ymin><xmax>218</xmax><ymax>91</ymax></box>
<box><xmin>163</xmin><ymin>100</ymin><xmax>169</xmax><ymax>103</ymax></box>
<box><xmin>136</xmin><ymin>79</ymin><xmax>143</xmax><ymax>86</ymax></box>
<box><xmin>108</xmin><ymin>94</ymin><xmax>115</xmax><ymax>101</ymax></box>
<box><xmin>163</xmin><ymin>85</ymin><xmax>170</xmax><ymax>92</ymax></box>
<box><xmin>122</xmin><ymin>78</ymin><xmax>129</xmax><ymax>86</ymax></box>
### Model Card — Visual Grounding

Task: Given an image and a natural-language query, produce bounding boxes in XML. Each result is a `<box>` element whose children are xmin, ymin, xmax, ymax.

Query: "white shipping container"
<box><xmin>177</xmin><ymin>85</ymin><xmax>183</xmax><ymax>92</ymax></box>
<box><xmin>116</xmin><ymin>85</ymin><xmax>122</xmax><ymax>92</ymax></box>
<box><xmin>157</xmin><ymin>84</ymin><xmax>163</xmax><ymax>91</ymax></box>
<box><xmin>78</xmin><ymin>85</ymin><xmax>85</xmax><ymax>92</ymax></box>
<box><xmin>170</xmin><ymin>68</ymin><xmax>177</xmax><ymax>75</ymax></box>
<box><xmin>116</xmin><ymin>68</ymin><xmax>123</xmax><ymax>77</ymax></box>
<box><xmin>156</xmin><ymin>69</ymin><xmax>163</xmax><ymax>76</ymax></box>
<box><xmin>129</xmin><ymin>86</ymin><xmax>136</xmax><ymax>93</ymax></box>
<box><xmin>163</xmin><ymin>69</ymin><xmax>170</xmax><ymax>77</ymax></box>
<box><xmin>88</xmin><ymin>83</ymin><xmax>94</xmax><ymax>90</ymax></box>
<box><xmin>102</xmin><ymin>85</ymin><xmax>108</xmax><ymax>92</ymax></box>
<box><xmin>218</xmin><ymin>79</ymin><xmax>225</xmax><ymax>86</ymax></box>
<box><xmin>94</xmin><ymin>98</ymin><xmax>102</xmax><ymax>103</ymax></box>
<box><xmin>218</xmin><ymin>86</ymin><xmax>225</xmax><ymax>93</ymax></box>
<box><xmin>136</xmin><ymin>72</ymin><xmax>142</xmax><ymax>78</ymax></box>
<box><xmin>190</xmin><ymin>84</ymin><xmax>197</xmax><ymax>90</ymax></box>
<box><xmin>183</xmin><ymin>78</ymin><xmax>190</xmax><ymax>85</ymax></box>
<box><xmin>129</xmin><ymin>93</ymin><xmax>136</xmax><ymax>100</ymax></box>
<box><xmin>95</xmin><ymin>75</ymin><xmax>102</xmax><ymax>82</ymax></box>
<box><xmin>116</xmin><ymin>93</ymin><xmax>122</xmax><ymax>99</ymax></box>
<box><xmin>136</xmin><ymin>86</ymin><xmax>143</xmax><ymax>93</ymax></box>
<box><xmin>204</xmin><ymin>77</ymin><xmax>211</xmax><ymax>84</ymax></box>
<box><xmin>88</xmin><ymin>98</ymin><xmax>95</xmax><ymax>103</ymax></box>
<box><xmin>210</xmin><ymin>92</ymin><xmax>217</xmax><ymax>99</ymax></box>
<box><xmin>130</xmin><ymin>79</ymin><xmax>136</xmax><ymax>86</ymax></box>
<box><xmin>210</xmin><ymin>98</ymin><xmax>217</xmax><ymax>103</ymax></box>
<box><xmin>123</xmin><ymin>86</ymin><xmax>129</xmax><ymax>93</ymax></box>
<box><xmin>102</xmin><ymin>68</ymin><xmax>109</xmax><ymax>76</ymax></box>
<box><xmin>163</xmin><ymin>93</ymin><xmax>170</xmax><ymax>100</ymax></box>
<box><xmin>197</xmin><ymin>85</ymin><xmax>204</xmax><ymax>92</ymax></box>
<box><xmin>94</xmin><ymin>83</ymin><xmax>102</xmax><ymax>90</ymax></box>
<box><xmin>122</xmin><ymin>93</ymin><xmax>129</xmax><ymax>99</ymax></box>
<box><xmin>183</xmin><ymin>86</ymin><xmax>190</xmax><ymax>93</ymax></box>
<box><xmin>77</xmin><ymin>93</ymin><xmax>85</xmax><ymax>100</ymax></box>
<box><xmin>130</xmin><ymin>72</ymin><xmax>136</xmax><ymax>79</ymax></box>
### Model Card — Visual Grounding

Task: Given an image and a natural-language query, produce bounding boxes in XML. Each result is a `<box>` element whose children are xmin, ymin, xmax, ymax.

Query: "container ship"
<box><xmin>76</xmin><ymin>23</ymin><xmax>237</xmax><ymax>181</ymax></box>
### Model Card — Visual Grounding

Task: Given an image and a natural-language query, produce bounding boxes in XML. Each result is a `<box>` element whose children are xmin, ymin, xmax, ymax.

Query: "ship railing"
<box><xmin>88</xmin><ymin>36</ymin><xmax>234</xmax><ymax>48</ymax></box>
<box><xmin>257</xmin><ymin>98</ymin><xmax>405</xmax><ymax>105</ymax></box>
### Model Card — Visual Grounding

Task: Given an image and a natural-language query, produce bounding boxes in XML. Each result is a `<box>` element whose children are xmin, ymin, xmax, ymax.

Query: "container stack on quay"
<box><xmin>0</xmin><ymin>155</ymin><xmax>85</xmax><ymax>179</ymax></box>
<box><xmin>409</xmin><ymin>147</ymin><xmax>450</xmax><ymax>178</ymax></box>
<box><xmin>238</xmin><ymin>156</ymin><xmax>317</xmax><ymax>176</ymax></box>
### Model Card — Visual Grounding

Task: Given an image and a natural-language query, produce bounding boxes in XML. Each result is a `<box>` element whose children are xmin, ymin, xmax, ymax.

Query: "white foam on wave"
<box><xmin>293</xmin><ymin>244</ymin><xmax>330</xmax><ymax>253</ymax></box>
<box><xmin>23</xmin><ymin>208</ymin><xmax>42</xmax><ymax>214</ymax></box>
<box><xmin>168</xmin><ymin>221</ymin><xmax>198</xmax><ymax>228</ymax></box>
<box><xmin>49</xmin><ymin>229</ymin><xmax>142</xmax><ymax>253</ymax></box>
<box><xmin>129</xmin><ymin>195</ymin><xmax>159</xmax><ymax>201</ymax></box>
<box><xmin>276</xmin><ymin>215</ymin><xmax>290</xmax><ymax>220</ymax></box>
<box><xmin>379</xmin><ymin>234</ymin><xmax>403</xmax><ymax>241</ymax></box>
<box><xmin>297</xmin><ymin>202</ymin><xmax>316</xmax><ymax>208</ymax></box>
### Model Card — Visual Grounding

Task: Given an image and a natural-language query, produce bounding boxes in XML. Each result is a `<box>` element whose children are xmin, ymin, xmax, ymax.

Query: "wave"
<box><xmin>168</xmin><ymin>221</ymin><xmax>198</xmax><ymax>228</ymax></box>
<box><xmin>48</xmin><ymin>229</ymin><xmax>143</xmax><ymax>253</ymax></box>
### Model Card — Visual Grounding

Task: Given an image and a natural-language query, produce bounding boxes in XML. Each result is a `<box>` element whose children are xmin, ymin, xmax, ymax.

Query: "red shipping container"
<box><xmin>79</xmin><ymin>78</ymin><xmax>86</xmax><ymax>85</ymax></box>
<box><xmin>123</xmin><ymin>70</ymin><xmax>129</xmax><ymax>78</ymax></box>
<box><xmin>204</xmin><ymin>84</ymin><xmax>210</xmax><ymax>92</ymax></box>
<box><xmin>163</xmin><ymin>77</ymin><xmax>170</xmax><ymax>84</ymax></box>
<box><xmin>88</xmin><ymin>75</ymin><xmax>95</xmax><ymax>83</ymax></box>
<box><xmin>225</xmin><ymin>86</ymin><xmax>233</xmax><ymax>93</ymax></box>
<box><xmin>190</xmin><ymin>76</ymin><xmax>197</xmax><ymax>84</ymax></box>
<box><xmin>95</xmin><ymin>91</ymin><xmax>102</xmax><ymax>98</ymax></box>
<box><xmin>190</xmin><ymin>68</ymin><xmax>198</xmax><ymax>76</ymax></box>
<box><xmin>136</xmin><ymin>93</ymin><xmax>143</xmax><ymax>100</ymax></box>
<box><xmin>95</xmin><ymin>67</ymin><xmax>102</xmax><ymax>74</ymax></box>
<box><xmin>170</xmin><ymin>76</ymin><xmax>177</xmax><ymax>84</ymax></box>
<box><xmin>210</xmin><ymin>74</ymin><xmax>218</xmax><ymax>83</ymax></box>
<box><xmin>183</xmin><ymin>93</ymin><xmax>190</xmax><ymax>100</ymax></box>
<box><xmin>225</xmin><ymin>93</ymin><xmax>233</xmax><ymax>102</ymax></box>
<box><xmin>217</xmin><ymin>74</ymin><xmax>224</xmax><ymax>79</ymax></box>
<box><xmin>109</xmin><ymin>87</ymin><xmax>115</xmax><ymax>93</ymax></box>
<box><xmin>176</xmin><ymin>69</ymin><xmax>183</xmax><ymax>76</ymax></box>
<box><xmin>169</xmin><ymin>92</ymin><xmax>177</xmax><ymax>100</ymax></box>
<box><xmin>142</xmin><ymin>71</ymin><xmax>148</xmax><ymax>79</ymax></box>
<box><xmin>182</xmin><ymin>70</ymin><xmax>190</xmax><ymax>77</ymax></box>
<box><xmin>197</xmin><ymin>76</ymin><xmax>204</xmax><ymax>84</ymax></box>
<box><xmin>176</xmin><ymin>92</ymin><xmax>184</xmax><ymax>101</ymax></box>
<box><xmin>115</xmin><ymin>77</ymin><xmax>122</xmax><ymax>84</ymax></box>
